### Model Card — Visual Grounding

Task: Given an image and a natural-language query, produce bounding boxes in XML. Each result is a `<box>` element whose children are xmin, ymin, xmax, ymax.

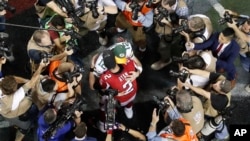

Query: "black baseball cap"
<box><xmin>103</xmin><ymin>50</ymin><xmax>116</xmax><ymax>70</ymax></box>
<box><xmin>211</xmin><ymin>93</ymin><xmax>228</xmax><ymax>111</ymax></box>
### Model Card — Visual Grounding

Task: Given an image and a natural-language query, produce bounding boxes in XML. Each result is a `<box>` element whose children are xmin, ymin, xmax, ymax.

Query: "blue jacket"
<box><xmin>194</xmin><ymin>32</ymin><xmax>240</xmax><ymax>80</ymax></box>
<box><xmin>37</xmin><ymin>115</ymin><xmax>74</xmax><ymax>141</ymax></box>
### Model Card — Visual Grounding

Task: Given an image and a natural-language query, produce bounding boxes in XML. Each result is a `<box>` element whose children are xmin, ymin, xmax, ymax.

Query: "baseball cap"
<box><xmin>220</xmin><ymin>79</ymin><xmax>232</xmax><ymax>93</ymax></box>
<box><xmin>211</xmin><ymin>93</ymin><xmax>228</xmax><ymax>111</ymax></box>
<box><xmin>113</xmin><ymin>44</ymin><xmax>127</xmax><ymax>64</ymax></box>
<box><xmin>103</xmin><ymin>50</ymin><xmax>116</xmax><ymax>70</ymax></box>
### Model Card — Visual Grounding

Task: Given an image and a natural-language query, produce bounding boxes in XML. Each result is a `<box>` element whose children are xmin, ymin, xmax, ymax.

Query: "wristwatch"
<box><xmin>89</xmin><ymin>67</ymin><xmax>95</xmax><ymax>72</ymax></box>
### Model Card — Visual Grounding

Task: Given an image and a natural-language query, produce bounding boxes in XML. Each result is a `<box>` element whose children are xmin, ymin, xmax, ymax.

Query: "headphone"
<box><xmin>190</xmin><ymin>26</ymin><xmax>206</xmax><ymax>42</ymax></box>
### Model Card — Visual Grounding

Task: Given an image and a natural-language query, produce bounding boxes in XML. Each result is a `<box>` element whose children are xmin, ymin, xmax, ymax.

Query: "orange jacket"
<box><xmin>122</xmin><ymin>3</ymin><xmax>152</xmax><ymax>26</ymax></box>
<box><xmin>49</xmin><ymin>60</ymin><xmax>68</xmax><ymax>92</ymax></box>
<box><xmin>160</xmin><ymin>118</ymin><xmax>198</xmax><ymax>141</ymax></box>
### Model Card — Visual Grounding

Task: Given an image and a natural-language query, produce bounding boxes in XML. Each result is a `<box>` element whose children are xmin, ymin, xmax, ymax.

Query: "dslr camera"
<box><xmin>218</xmin><ymin>11</ymin><xmax>249</xmax><ymax>26</ymax></box>
<box><xmin>85</xmin><ymin>0</ymin><xmax>99</xmax><ymax>19</ymax></box>
<box><xmin>62</xmin><ymin>64</ymin><xmax>84</xmax><ymax>83</ymax></box>
<box><xmin>129</xmin><ymin>0</ymin><xmax>141</xmax><ymax>21</ymax></box>
<box><xmin>40</xmin><ymin>52</ymin><xmax>53</xmax><ymax>63</ymax></box>
<box><xmin>153</xmin><ymin>95</ymin><xmax>170</xmax><ymax>113</ymax></box>
<box><xmin>153</xmin><ymin>87</ymin><xmax>178</xmax><ymax>113</ymax></box>
<box><xmin>218</xmin><ymin>11</ymin><xmax>233</xmax><ymax>25</ymax></box>
<box><xmin>169</xmin><ymin>69</ymin><xmax>189</xmax><ymax>83</ymax></box>
<box><xmin>173</xmin><ymin>19</ymin><xmax>189</xmax><ymax>34</ymax></box>
<box><xmin>0</xmin><ymin>0</ymin><xmax>15</xmax><ymax>13</ymax></box>
<box><xmin>154</xmin><ymin>6</ymin><xmax>169</xmax><ymax>26</ymax></box>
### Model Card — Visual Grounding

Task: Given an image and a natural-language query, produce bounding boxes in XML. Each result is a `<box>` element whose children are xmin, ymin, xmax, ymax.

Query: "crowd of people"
<box><xmin>0</xmin><ymin>0</ymin><xmax>249</xmax><ymax>140</ymax></box>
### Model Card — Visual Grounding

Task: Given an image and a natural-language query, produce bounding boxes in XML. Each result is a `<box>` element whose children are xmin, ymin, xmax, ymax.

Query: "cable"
<box><xmin>0</xmin><ymin>22</ymin><xmax>65</xmax><ymax>32</ymax></box>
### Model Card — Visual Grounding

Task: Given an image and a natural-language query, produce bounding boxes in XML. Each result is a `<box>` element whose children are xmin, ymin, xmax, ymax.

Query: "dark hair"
<box><xmin>44</xmin><ymin>108</ymin><xmax>57</xmax><ymax>124</ymax></box>
<box><xmin>41</xmin><ymin>78</ymin><xmax>56</xmax><ymax>93</ymax></box>
<box><xmin>222</xmin><ymin>27</ymin><xmax>235</xmax><ymax>40</ymax></box>
<box><xmin>50</xmin><ymin>15</ymin><xmax>65</xmax><ymax>27</ymax></box>
<box><xmin>184</xmin><ymin>55</ymin><xmax>206</xmax><ymax>69</ymax></box>
<box><xmin>171</xmin><ymin>119</ymin><xmax>185</xmax><ymax>137</ymax></box>
<box><xmin>74</xmin><ymin>122</ymin><xmax>87</xmax><ymax>138</ymax></box>
<box><xmin>0</xmin><ymin>75</ymin><xmax>18</xmax><ymax>95</ymax></box>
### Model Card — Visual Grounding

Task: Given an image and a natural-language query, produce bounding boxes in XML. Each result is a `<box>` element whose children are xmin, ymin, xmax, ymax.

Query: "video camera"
<box><xmin>169</xmin><ymin>69</ymin><xmax>189</xmax><ymax>83</ymax></box>
<box><xmin>56</xmin><ymin>0</ymin><xmax>85</xmax><ymax>28</ymax></box>
<box><xmin>218</xmin><ymin>11</ymin><xmax>249</xmax><ymax>26</ymax></box>
<box><xmin>154</xmin><ymin>6</ymin><xmax>169</xmax><ymax>26</ymax></box>
<box><xmin>62</xmin><ymin>64</ymin><xmax>84</xmax><ymax>83</ymax></box>
<box><xmin>173</xmin><ymin>19</ymin><xmax>189</xmax><ymax>34</ymax></box>
<box><xmin>129</xmin><ymin>0</ymin><xmax>141</xmax><ymax>21</ymax></box>
<box><xmin>0</xmin><ymin>32</ymin><xmax>14</xmax><ymax>60</ymax></box>
<box><xmin>42</xmin><ymin>95</ymin><xmax>87</xmax><ymax>140</ymax></box>
<box><xmin>85</xmin><ymin>0</ymin><xmax>99</xmax><ymax>19</ymax></box>
<box><xmin>0</xmin><ymin>0</ymin><xmax>15</xmax><ymax>13</ymax></box>
<box><xmin>104</xmin><ymin>89</ymin><xmax>119</xmax><ymax>130</ymax></box>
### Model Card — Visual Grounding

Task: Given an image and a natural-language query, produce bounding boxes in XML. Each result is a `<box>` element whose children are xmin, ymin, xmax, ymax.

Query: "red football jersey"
<box><xmin>99</xmin><ymin>59</ymin><xmax>138</xmax><ymax>104</ymax></box>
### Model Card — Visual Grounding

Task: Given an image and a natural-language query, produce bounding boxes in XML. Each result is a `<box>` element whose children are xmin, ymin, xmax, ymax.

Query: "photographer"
<box><xmin>183</xmin><ymin>27</ymin><xmax>240</xmax><ymax>88</ymax></box>
<box><xmin>27</xmin><ymin>30</ymin><xmax>74</xmax><ymax>74</ymax></box>
<box><xmin>34</xmin><ymin>0</ymin><xmax>68</xmax><ymax>24</ymax></box>
<box><xmin>71</xmin><ymin>122</ymin><xmax>97</xmax><ymax>141</ymax></box>
<box><xmin>174</xmin><ymin>51</ymin><xmax>217</xmax><ymax>88</ymax></box>
<box><xmin>45</xmin><ymin>14</ymin><xmax>84</xmax><ymax>66</ymax></box>
<box><xmin>146</xmin><ymin>96</ymin><xmax>198</xmax><ymax>141</ymax></box>
<box><xmin>174</xmin><ymin>89</ymin><xmax>204</xmax><ymax>135</ymax></box>
<box><xmin>37</xmin><ymin>107</ymin><xmax>83</xmax><ymax>141</ymax></box>
<box><xmin>151</xmin><ymin>0</ymin><xmax>189</xmax><ymax>70</ymax></box>
<box><xmin>179</xmin><ymin>14</ymin><xmax>213</xmax><ymax>44</ymax></box>
<box><xmin>0</xmin><ymin>60</ymin><xmax>48</xmax><ymax>141</ymax></box>
<box><xmin>78</xmin><ymin>0</ymin><xmax>118</xmax><ymax>46</ymax></box>
<box><xmin>179</xmin><ymin>68</ymin><xmax>231</xmax><ymax>141</ymax></box>
<box><xmin>225</xmin><ymin>11</ymin><xmax>250</xmax><ymax>92</ymax></box>
<box><xmin>48</xmin><ymin>60</ymin><xmax>83</xmax><ymax>94</ymax></box>
<box><xmin>114</xmin><ymin>0</ymin><xmax>154</xmax><ymax>58</ymax></box>
<box><xmin>31</xmin><ymin>73</ymin><xmax>81</xmax><ymax>111</ymax></box>
<box><xmin>45</xmin><ymin>14</ymin><xmax>75</xmax><ymax>53</ymax></box>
